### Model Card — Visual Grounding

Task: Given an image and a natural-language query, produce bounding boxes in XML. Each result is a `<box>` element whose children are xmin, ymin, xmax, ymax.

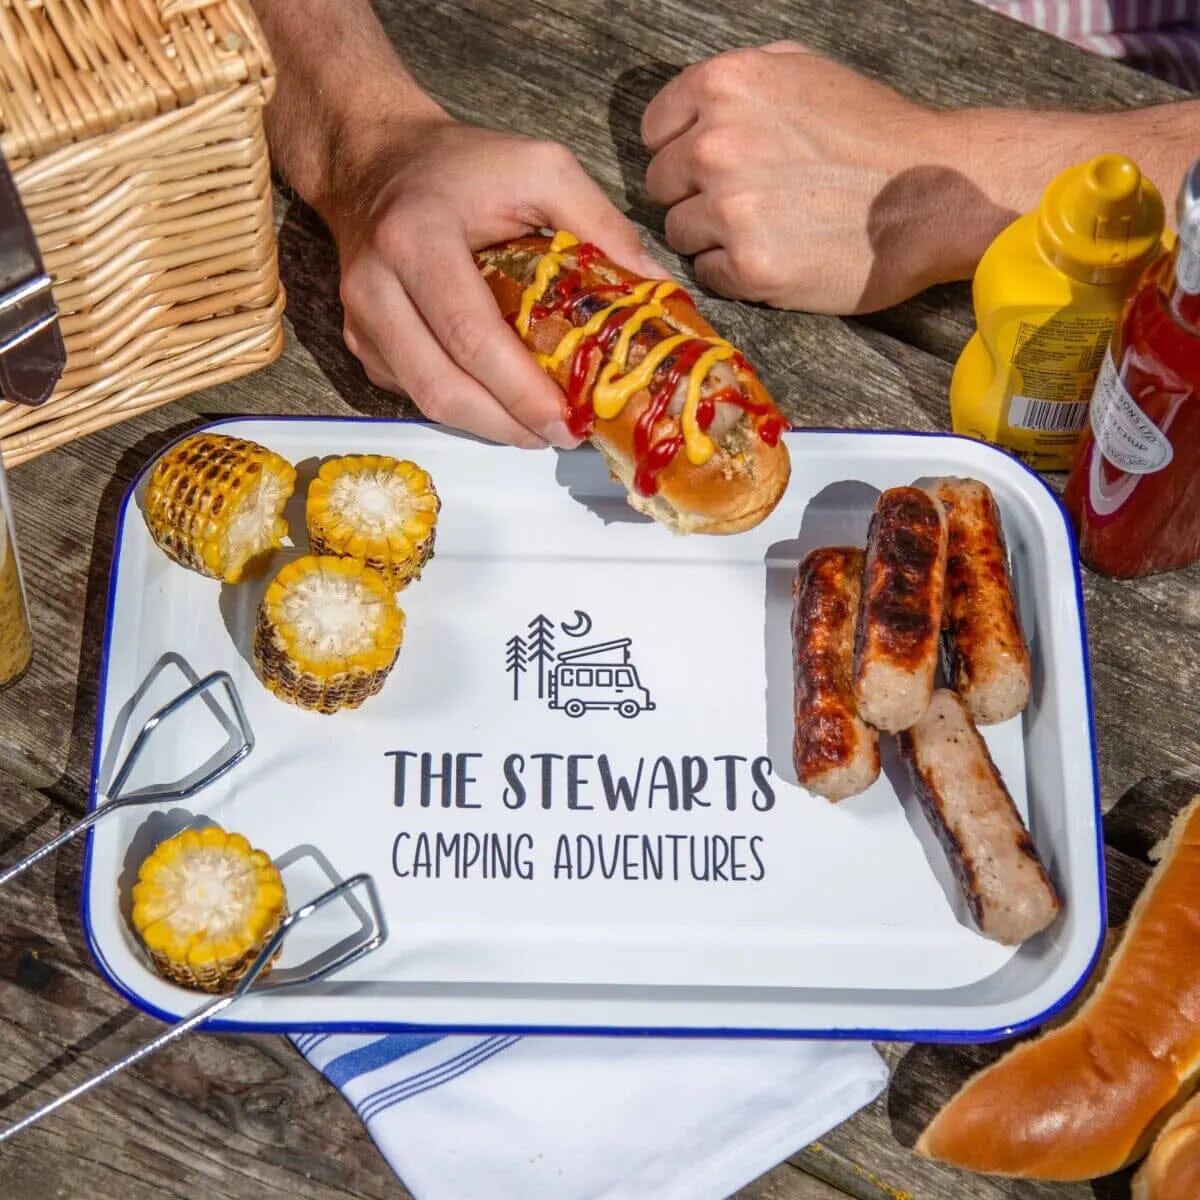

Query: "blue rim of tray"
<box><xmin>80</xmin><ymin>416</ymin><xmax>1108</xmax><ymax>1042</ymax></box>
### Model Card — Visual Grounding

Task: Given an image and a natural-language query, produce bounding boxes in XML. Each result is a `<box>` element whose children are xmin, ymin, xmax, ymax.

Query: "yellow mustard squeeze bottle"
<box><xmin>951</xmin><ymin>154</ymin><xmax>1165</xmax><ymax>470</ymax></box>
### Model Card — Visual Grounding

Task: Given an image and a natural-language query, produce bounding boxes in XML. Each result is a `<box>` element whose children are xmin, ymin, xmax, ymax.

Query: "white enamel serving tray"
<box><xmin>83</xmin><ymin>418</ymin><xmax>1104</xmax><ymax>1041</ymax></box>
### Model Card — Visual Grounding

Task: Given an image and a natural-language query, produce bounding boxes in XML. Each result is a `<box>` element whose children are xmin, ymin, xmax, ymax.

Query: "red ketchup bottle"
<box><xmin>1064</xmin><ymin>161</ymin><xmax>1200</xmax><ymax>579</ymax></box>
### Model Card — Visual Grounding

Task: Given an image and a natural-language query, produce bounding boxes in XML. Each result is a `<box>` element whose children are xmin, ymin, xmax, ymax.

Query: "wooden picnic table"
<box><xmin>0</xmin><ymin>0</ymin><xmax>1195</xmax><ymax>1196</ymax></box>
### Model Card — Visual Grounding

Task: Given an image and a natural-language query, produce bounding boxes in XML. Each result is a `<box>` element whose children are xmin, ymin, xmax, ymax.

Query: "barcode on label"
<box><xmin>1007</xmin><ymin>395</ymin><xmax>1090</xmax><ymax>433</ymax></box>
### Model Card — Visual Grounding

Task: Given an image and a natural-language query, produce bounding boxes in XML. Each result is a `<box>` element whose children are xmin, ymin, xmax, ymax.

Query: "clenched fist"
<box><xmin>641</xmin><ymin>43</ymin><xmax>1022</xmax><ymax>314</ymax></box>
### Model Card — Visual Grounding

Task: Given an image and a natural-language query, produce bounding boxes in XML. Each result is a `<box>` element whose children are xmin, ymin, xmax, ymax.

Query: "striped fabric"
<box><xmin>295</xmin><ymin>1032</ymin><xmax>515</xmax><ymax>1122</ymax></box>
<box><xmin>979</xmin><ymin>0</ymin><xmax>1200</xmax><ymax>91</ymax></box>
<box><xmin>290</xmin><ymin>1030</ymin><xmax>889</xmax><ymax>1200</ymax></box>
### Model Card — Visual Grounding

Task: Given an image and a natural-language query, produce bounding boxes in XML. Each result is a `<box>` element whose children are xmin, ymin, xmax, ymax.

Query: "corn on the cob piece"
<box><xmin>143</xmin><ymin>433</ymin><xmax>297</xmax><ymax>583</ymax></box>
<box><xmin>306</xmin><ymin>455</ymin><xmax>440</xmax><ymax>589</ymax></box>
<box><xmin>131</xmin><ymin>825</ymin><xmax>287</xmax><ymax>994</ymax></box>
<box><xmin>253</xmin><ymin>555</ymin><xmax>404</xmax><ymax>713</ymax></box>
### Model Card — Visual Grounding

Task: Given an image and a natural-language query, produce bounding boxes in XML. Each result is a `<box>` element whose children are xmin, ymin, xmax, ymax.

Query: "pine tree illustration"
<box><xmin>504</xmin><ymin>634</ymin><xmax>528</xmax><ymax>701</ymax></box>
<box><xmin>527</xmin><ymin>614</ymin><xmax>557</xmax><ymax>699</ymax></box>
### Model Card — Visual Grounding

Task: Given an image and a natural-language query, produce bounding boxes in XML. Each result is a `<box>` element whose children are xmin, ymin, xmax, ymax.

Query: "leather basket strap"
<box><xmin>0</xmin><ymin>155</ymin><xmax>65</xmax><ymax>408</ymax></box>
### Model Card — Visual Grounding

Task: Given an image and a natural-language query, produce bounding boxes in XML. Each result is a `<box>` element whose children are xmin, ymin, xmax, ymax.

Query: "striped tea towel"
<box><xmin>293</xmin><ymin>1031</ymin><xmax>888</xmax><ymax>1200</ymax></box>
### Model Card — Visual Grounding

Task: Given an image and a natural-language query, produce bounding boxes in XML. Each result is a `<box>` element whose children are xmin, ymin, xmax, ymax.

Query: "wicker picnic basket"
<box><xmin>0</xmin><ymin>0</ymin><xmax>284</xmax><ymax>466</ymax></box>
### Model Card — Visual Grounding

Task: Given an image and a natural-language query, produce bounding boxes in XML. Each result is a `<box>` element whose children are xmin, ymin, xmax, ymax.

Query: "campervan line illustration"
<box><xmin>505</xmin><ymin>610</ymin><xmax>655</xmax><ymax>719</ymax></box>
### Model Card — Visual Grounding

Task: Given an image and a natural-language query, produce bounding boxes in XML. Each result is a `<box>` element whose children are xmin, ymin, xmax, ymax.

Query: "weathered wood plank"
<box><xmin>1</xmin><ymin>0</ymin><xmax>1195</xmax><ymax>1197</ymax></box>
<box><xmin>0</xmin><ymin>765</ymin><xmax>412</xmax><ymax>1199</ymax></box>
<box><xmin>1080</xmin><ymin>570</ymin><xmax>1200</xmax><ymax>809</ymax></box>
<box><xmin>734</xmin><ymin>1162</ymin><xmax>853</xmax><ymax>1200</ymax></box>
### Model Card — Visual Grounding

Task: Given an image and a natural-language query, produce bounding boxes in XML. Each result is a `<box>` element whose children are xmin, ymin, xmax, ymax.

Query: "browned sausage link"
<box><xmin>896</xmin><ymin>690</ymin><xmax>1060</xmax><ymax>945</ymax></box>
<box><xmin>853</xmin><ymin>487</ymin><xmax>948</xmax><ymax>733</ymax></box>
<box><xmin>792</xmin><ymin>547</ymin><xmax>881</xmax><ymax>802</ymax></box>
<box><xmin>934</xmin><ymin>478</ymin><xmax>1031</xmax><ymax>726</ymax></box>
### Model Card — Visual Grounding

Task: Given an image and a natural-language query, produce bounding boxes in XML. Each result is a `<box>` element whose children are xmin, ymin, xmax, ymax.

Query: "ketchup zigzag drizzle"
<box><xmin>518</xmin><ymin>240</ymin><xmax>786</xmax><ymax>495</ymax></box>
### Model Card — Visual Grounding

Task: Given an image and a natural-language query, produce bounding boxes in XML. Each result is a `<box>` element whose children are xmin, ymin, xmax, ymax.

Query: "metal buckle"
<box><xmin>0</xmin><ymin>271</ymin><xmax>57</xmax><ymax>359</ymax></box>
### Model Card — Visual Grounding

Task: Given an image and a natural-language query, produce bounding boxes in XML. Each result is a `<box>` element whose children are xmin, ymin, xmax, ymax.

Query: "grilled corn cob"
<box><xmin>131</xmin><ymin>825</ymin><xmax>287</xmax><ymax>993</ymax></box>
<box><xmin>306</xmin><ymin>455</ymin><xmax>440</xmax><ymax>589</ymax></box>
<box><xmin>143</xmin><ymin>433</ymin><xmax>297</xmax><ymax>583</ymax></box>
<box><xmin>253</xmin><ymin>555</ymin><xmax>404</xmax><ymax>713</ymax></box>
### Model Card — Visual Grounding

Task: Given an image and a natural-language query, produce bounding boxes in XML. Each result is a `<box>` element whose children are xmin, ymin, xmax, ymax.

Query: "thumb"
<box><xmin>538</xmin><ymin>163</ymin><xmax>668</xmax><ymax>279</ymax></box>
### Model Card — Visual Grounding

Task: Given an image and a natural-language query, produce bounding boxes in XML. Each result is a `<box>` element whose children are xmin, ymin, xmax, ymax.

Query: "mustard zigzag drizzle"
<box><xmin>516</xmin><ymin>231</ymin><xmax>738</xmax><ymax>466</ymax></box>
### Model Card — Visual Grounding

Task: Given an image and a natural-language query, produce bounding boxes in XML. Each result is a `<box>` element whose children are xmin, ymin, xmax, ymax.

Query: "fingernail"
<box><xmin>540</xmin><ymin>419</ymin><xmax>581</xmax><ymax>450</ymax></box>
<box><xmin>637</xmin><ymin>250</ymin><xmax>669</xmax><ymax>278</ymax></box>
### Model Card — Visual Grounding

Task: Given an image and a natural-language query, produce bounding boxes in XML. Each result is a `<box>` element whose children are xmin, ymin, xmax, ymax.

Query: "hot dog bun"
<box><xmin>476</xmin><ymin>233</ymin><xmax>791</xmax><ymax>535</ymax></box>
<box><xmin>1134</xmin><ymin>1092</ymin><xmax>1200</xmax><ymax>1200</ymax></box>
<box><xmin>917</xmin><ymin>794</ymin><xmax>1200</xmax><ymax>1180</ymax></box>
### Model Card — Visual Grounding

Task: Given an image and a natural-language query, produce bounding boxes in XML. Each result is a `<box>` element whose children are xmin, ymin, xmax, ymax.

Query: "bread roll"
<box><xmin>917</xmin><ymin>794</ymin><xmax>1200</xmax><ymax>1180</ymax></box>
<box><xmin>1133</xmin><ymin>1092</ymin><xmax>1200</xmax><ymax>1200</ymax></box>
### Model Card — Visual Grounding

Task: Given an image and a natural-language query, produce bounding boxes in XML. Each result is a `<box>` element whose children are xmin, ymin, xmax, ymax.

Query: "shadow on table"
<box><xmin>607</xmin><ymin>63</ymin><xmax>678</xmax><ymax>258</ymax></box>
<box><xmin>275</xmin><ymin>195</ymin><xmax>418</xmax><ymax>420</ymax></box>
<box><xmin>860</xmin><ymin>166</ymin><xmax>1017</xmax><ymax>317</ymax></box>
<box><xmin>885</xmin><ymin>769</ymin><xmax>1200</xmax><ymax>1200</ymax></box>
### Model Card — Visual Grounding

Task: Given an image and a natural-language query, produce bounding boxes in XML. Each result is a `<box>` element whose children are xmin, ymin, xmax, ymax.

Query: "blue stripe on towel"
<box><xmin>359</xmin><ymin>1036</ymin><xmax>521</xmax><ymax>1123</ymax></box>
<box><xmin>355</xmin><ymin>1037</ymin><xmax>504</xmax><ymax>1112</ymax></box>
<box><xmin>323</xmin><ymin>1034</ymin><xmax>446</xmax><ymax>1088</ymax></box>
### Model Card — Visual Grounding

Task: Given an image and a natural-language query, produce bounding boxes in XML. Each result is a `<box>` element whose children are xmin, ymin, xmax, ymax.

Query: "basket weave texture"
<box><xmin>0</xmin><ymin>0</ymin><xmax>284</xmax><ymax>465</ymax></box>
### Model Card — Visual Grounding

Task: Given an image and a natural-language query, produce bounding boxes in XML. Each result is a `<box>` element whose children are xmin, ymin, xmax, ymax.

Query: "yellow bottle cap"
<box><xmin>1036</xmin><ymin>154</ymin><xmax>1165</xmax><ymax>285</ymax></box>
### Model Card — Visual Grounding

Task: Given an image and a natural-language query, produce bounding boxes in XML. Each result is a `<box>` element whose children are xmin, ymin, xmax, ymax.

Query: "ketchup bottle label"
<box><xmin>1089</xmin><ymin>346</ymin><xmax>1176</xmax><ymax>475</ymax></box>
<box><xmin>1176</xmin><ymin>235</ymin><xmax>1200</xmax><ymax>294</ymax></box>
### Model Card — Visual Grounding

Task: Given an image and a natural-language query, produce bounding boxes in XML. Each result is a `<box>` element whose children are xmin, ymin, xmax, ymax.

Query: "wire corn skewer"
<box><xmin>0</xmin><ymin>670</ymin><xmax>253</xmax><ymax>891</ymax></box>
<box><xmin>0</xmin><ymin>872</ymin><xmax>388</xmax><ymax>1143</ymax></box>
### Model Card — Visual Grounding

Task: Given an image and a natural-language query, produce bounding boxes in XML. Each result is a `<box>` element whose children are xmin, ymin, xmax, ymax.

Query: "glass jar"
<box><xmin>0</xmin><ymin>449</ymin><xmax>33</xmax><ymax>687</ymax></box>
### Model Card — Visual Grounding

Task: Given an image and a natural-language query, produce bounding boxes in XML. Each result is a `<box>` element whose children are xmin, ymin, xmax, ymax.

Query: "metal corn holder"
<box><xmin>0</xmin><ymin>670</ymin><xmax>389</xmax><ymax>1143</ymax></box>
<box><xmin>0</xmin><ymin>671</ymin><xmax>254</xmax><ymax>890</ymax></box>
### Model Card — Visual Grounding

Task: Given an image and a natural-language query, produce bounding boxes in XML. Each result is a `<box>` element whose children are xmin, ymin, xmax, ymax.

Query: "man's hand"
<box><xmin>642</xmin><ymin>42</ymin><xmax>1005</xmax><ymax>315</ymax></box>
<box><xmin>250</xmin><ymin>0</ymin><xmax>660</xmax><ymax>448</ymax></box>
<box><xmin>642</xmin><ymin>41</ymin><xmax>1200</xmax><ymax>316</ymax></box>
<box><xmin>329</xmin><ymin>118</ymin><xmax>661</xmax><ymax>449</ymax></box>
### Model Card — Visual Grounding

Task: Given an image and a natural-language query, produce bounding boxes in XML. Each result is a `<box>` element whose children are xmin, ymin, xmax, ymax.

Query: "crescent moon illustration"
<box><xmin>560</xmin><ymin>610</ymin><xmax>592</xmax><ymax>638</ymax></box>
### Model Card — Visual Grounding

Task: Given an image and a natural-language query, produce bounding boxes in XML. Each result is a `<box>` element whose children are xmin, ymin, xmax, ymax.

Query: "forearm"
<box><xmin>248</xmin><ymin>0</ymin><xmax>446</xmax><ymax>220</ymax></box>
<box><xmin>934</xmin><ymin>101</ymin><xmax>1200</xmax><ymax>282</ymax></box>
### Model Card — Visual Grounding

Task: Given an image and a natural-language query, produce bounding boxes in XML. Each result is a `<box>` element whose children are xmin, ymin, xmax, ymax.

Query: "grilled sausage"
<box><xmin>792</xmin><ymin>547</ymin><xmax>881</xmax><ymax>801</ymax></box>
<box><xmin>897</xmin><ymin>689</ymin><xmax>1060</xmax><ymax>945</ymax></box>
<box><xmin>934</xmin><ymin>477</ymin><xmax>1031</xmax><ymax>725</ymax></box>
<box><xmin>853</xmin><ymin>486</ymin><xmax>948</xmax><ymax>733</ymax></box>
